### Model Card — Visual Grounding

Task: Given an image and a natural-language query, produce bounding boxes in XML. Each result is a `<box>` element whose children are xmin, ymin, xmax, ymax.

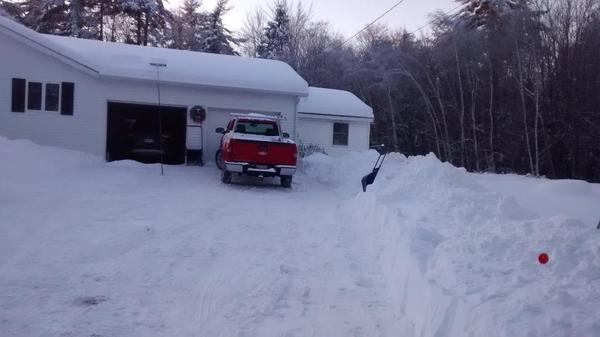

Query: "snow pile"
<box><xmin>0</xmin><ymin>137</ymin><xmax>100</xmax><ymax>194</ymax></box>
<box><xmin>472</xmin><ymin>173</ymin><xmax>600</xmax><ymax>227</ymax></box>
<box><xmin>298</xmin><ymin>150</ymin><xmax>398</xmax><ymax>191</ymax></box>
<box><xmin>305</xmin><ymin>152</ymin><xmax>600</xmax><ymax>337</ymax></box>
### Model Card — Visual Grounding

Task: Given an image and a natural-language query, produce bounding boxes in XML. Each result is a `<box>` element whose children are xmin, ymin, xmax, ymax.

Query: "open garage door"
<box><xmin>106</xmin><ymin>102</ymin><xmax>186</xmax><ymax>165</ymax></box>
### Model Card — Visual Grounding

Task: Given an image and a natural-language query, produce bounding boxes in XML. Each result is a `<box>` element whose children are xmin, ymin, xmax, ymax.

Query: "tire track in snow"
<box><xmin>243</xmin><ymin>197</ymin><xmax>401</xmax><ymax>337</ymax></box>
<box><xmin>164</xmin><ymin>189</ymin><xmax>302</xmax><ymax>337</ymax></box>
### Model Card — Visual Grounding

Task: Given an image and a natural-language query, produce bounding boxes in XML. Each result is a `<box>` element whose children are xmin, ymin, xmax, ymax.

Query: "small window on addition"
<box><xmin>27</xmin><ymin>82</ymin><xmax>42</xmax><ymax>110</ymax></box>
<box><xmin>333</xmin><ymin>122</ymin><xmax>349</xmax><ymax>146</ymax></box>
<box><xmin>45</xmin><ymin>83</ymin><xmax>60</xmax><ymax>111</ymax></box>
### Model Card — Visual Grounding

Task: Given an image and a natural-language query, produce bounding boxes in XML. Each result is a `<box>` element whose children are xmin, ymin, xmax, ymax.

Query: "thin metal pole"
<box><xmin>155</xmin><ymin>67</ymin><xmax>164</xmax><ymax>176</ymax></box>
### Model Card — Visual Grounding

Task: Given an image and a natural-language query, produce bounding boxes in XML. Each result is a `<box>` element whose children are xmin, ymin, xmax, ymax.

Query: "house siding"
<box><xmin>0</xmin><ymin>31</ymin><xmax>105</xmax><ymax>156</ymax></box>
<box><xmin>297</xmin><ymin>116</ymin><xmax>371</xmax><ymax>156</ymax></box>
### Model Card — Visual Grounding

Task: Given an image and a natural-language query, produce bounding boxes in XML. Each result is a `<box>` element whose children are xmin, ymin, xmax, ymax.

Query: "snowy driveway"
<box><xmin>0</xmin><ymin>149</ymin><xmax>397</xmax><ymax>337</ymax></box>
<box><xmin>2</xmin><ymin>138</ymin><xmax>600</xmax><ymax>337</ymax></box>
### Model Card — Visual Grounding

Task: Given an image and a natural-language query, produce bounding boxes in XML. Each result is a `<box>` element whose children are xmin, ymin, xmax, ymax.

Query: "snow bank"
<box><xmin>472</xmin><ymin>173</ymin><xmax>600</xmax><ymax>226</ymax></box>
<box><xmin>304</xmin><ymin>152</ymin><xmax>600</xmax><ymax>337</ymax></box>
<box><xmin>0</xmin><ymin>137</ymin><xmax>100</xmax><ymax>193</ymax></box>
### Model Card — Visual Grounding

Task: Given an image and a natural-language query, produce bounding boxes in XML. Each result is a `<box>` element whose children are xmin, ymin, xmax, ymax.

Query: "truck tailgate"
<box><xmin>230</xmin><ymin>139</ymin><xmax>297</xmax><ymax>166</ymax></box>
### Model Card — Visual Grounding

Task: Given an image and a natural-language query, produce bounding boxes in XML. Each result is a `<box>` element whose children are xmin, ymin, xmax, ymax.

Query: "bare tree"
<box><xmin>240</xmin><ymin>7</ymin><xmax>265</xmax><ymax>57</ymax></box>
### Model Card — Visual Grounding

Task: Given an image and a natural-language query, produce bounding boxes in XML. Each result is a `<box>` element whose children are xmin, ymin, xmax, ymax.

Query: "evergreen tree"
<box><xmin>11</xmin><ymin>0</ymin><xmax>69</xmax><ymax>35</ymax></box>
<box><xmin>0</xmin><ymin>0</ymin><xmax>23</xmax><ymax>19</ymax></box>
<box><xmin>257</xmin><ymin>1</ymin><xmax>290</xmax><ymax>60</ymax></box>
<box><xmin>2</xmin><ymin>0</ymin><xmax>103</xmax><ymax>38</ymax></box>
<box><xmin>168</xmin><ymin>0</ymin><xmax>206</xmax><ymax>50</ymax></box>
<box><xmin>94</xmin><ymin>0</ymin><xmax>118</xmax><ymax>41</ymax></box>
<box><xmin>66</xmin><ymin>0</ymin><xmax>99</xmax><ymax>38</ymax></box>
<box><xmin>457</xmin><ymin>0</ymin><xmax>528</xmax><ymax>28</ymax></box>
<box><xmin>201</xmin><ymin>0</ymin><xmax>238</xmax><ymax>55</ymax></box>
<box><xmin>117</xmin><ymin>0</ymin><xmax>168</xmax><ymax>45</ymax></box>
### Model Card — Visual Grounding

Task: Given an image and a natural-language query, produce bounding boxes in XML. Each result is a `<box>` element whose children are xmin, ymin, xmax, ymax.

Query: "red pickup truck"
<box><xmin>215</xmin><ymin>114</ymin><xmax>298</xmax><ymax>187</ymax></box>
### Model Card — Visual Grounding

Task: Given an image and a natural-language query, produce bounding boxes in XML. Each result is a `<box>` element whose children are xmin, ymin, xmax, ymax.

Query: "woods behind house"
<box><xmin>2</xmin><ymin>0</ymin><xmax>599</xmax><ymax>182</ymax></box>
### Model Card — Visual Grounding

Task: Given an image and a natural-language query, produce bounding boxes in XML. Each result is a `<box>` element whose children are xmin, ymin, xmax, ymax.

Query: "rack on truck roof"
<box><xmin>229</xmin><ymin>112</ymin><xmax>286</xmax><ymax>120</ymax></box>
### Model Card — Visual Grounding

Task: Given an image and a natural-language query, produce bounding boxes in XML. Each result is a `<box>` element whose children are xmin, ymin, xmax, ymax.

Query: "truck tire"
<box><xmin>215</xmin><ymin>150</ymin><xmax>224</xmax><ymax>170</ymax></box>
<box><xmin>281</xmin><ymin>175</ymin><xmax>292</xmax><ymax>188</ymax></box>
<box><xmin>222</xmin><ymin>170</ymin><xmax>232</xmax><ymax>184</ymax></box>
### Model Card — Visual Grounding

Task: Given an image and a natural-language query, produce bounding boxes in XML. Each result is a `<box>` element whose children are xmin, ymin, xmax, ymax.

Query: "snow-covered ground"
<box><xmin>1</xmin><ymin>137</ymin><xmax>599</xmax><ymax>337</ymax></box>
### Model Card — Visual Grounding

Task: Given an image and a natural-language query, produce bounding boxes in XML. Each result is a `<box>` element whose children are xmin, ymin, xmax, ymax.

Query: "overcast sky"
<box><xmin>168</xmin><ymin>0</ymin><xmax>458</xmax><ymax>37</ymax></box>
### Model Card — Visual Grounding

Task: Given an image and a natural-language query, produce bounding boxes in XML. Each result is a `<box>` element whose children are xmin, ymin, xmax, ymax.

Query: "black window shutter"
<box><xmin>61</xmin><ymin>82</ymin><xmax>74</xmax><ymax>115</ymax></box>
<box><xmin>11</xmin><ymin>78</ymin><xmax>26</xmax><ymax>113</ymax></box>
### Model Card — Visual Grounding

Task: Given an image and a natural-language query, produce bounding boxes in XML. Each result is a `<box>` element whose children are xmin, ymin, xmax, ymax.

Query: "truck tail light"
<box><xmin>227</xmin><ymin>139</ymin><xmax>235</xmax><ymax>155</ymax></box>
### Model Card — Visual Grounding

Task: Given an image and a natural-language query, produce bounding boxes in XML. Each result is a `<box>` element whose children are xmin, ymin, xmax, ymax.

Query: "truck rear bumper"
<box><xmin>224</xmin><ymin>161</ymin><xmax>296</xmax><ymax>177</ymax></box>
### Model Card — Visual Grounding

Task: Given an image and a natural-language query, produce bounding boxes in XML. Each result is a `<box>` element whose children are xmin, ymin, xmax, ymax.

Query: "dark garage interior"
<box><xmin>106</xmin><ymin>102</ymin><xmax>187</xmax><ymax>164</ymax></box>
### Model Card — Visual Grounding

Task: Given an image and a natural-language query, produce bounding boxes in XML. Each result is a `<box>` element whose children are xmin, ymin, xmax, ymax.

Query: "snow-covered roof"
<box><xmin>0</xmin><ymin>16</ymin><xmax>309</xmax><ymax>97</ymax></box>
<box><xmin>297</xmin><ymin>87</ymin><xmax>374</xmax><ymax>120</ymax></box>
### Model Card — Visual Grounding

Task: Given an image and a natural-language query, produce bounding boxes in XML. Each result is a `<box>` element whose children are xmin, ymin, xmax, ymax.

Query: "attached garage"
<box><xmin>106</xmin><ymin>102</ymin><xmax>187</xmax><ymax>164</ymax></box>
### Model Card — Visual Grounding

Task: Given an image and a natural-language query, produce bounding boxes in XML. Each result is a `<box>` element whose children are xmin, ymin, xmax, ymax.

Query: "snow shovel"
<box><xmin>361</xmin><ymin>145</ymin><xmax>389</xmax><ymax>192</ymax></box>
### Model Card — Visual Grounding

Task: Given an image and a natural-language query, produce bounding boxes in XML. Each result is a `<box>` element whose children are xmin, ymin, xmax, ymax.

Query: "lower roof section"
<box><xmin>297</xmin><ymin>87</ymin><xmax>374</xmax><ymax>120</ymax></box>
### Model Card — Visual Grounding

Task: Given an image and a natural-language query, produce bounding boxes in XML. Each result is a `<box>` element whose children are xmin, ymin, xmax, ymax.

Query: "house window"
<box><xmin>45</xmin><ymin>83</ymin><xmax>60</xmax><ymax>111</ymax></box>
<box><xmin>27</xmin><ymin>82</ymin><xmax>42</xmax><ymax>110</ymax></box>
<box><xmin>11</xmin><ymin>78</ymin><xmax>26</xmax><ymax>112</ymax></box>
<box><xmin>333</xmin><ymin>122</ymin><xmax>349</xmax><ymax>146</ymax></box>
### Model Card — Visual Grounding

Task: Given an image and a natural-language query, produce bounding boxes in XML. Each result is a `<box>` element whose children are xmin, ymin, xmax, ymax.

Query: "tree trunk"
<box><xmin>404</xmin><ymin>69</ymin><xmax>442</xmax><ymax>156</ymax></box>
<box><xmin>516</xmin><ymin>47</ymin><xmax>535</xmax><ymax>175</ymax></box>
<box><xmin>143</xmin><ymin>10</ymin><xmax>149</xmax><ymax>46</ymax></box>
<box><xmin>534</xmin><ymin>87</ymin><xmax>540</xmax><ymax>176</ymax></box>
<box><xmin>386</xmin><ymin>87</ymin><xmax>400</xmax><ymax>152</ymax></box>
<box><xmin>455</xmin><ymin>44</ymin><xmax>466</xmax><ymax>167</ymax></box>
<box><xmin>434</xmin><ymin>77</ymin><xmax>452</xmax><ymax>162</ymax></box>
<box><xmin>71</xmin><ymin>0</ymin><xmax>81</xmax><ymax>37</ymax></box>
<box><xmin>136</xmin><ymin>12</ymin><xmax>142</xmax><ymax>45</ymax></box>
<box><xmin>99</xmin><ymin>2</ymin><xmax>104</xmax><ymax>41</ymax></box>
<box><xmin>469</xmin><ymin>68</ymin><xmax>480</xmax><ymax>171</ymax></box>
<box><xmin>487</xmin><ymin>59</ymin><xmax>495</xmax><ymax>172</ymax></box>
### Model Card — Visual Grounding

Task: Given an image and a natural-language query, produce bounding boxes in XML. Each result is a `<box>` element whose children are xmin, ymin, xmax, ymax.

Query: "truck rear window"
<box><xmin>235</xmin><ymin>120</ymin><xmax>279</xmax><ymax>136</ymax></box>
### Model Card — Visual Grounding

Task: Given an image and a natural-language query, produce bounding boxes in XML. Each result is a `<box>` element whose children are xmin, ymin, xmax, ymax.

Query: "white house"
<box><xmin>0</xmin><ymin>16</ymin><xmax>373</xmax><ymax>165</ymax></box>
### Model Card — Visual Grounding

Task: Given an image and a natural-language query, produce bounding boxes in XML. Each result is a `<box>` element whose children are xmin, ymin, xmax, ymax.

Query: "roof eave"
<box><xmin>298</xmin><ymin>111</ymin><xmax>374</xmax><ymax>122</ymax></box>
<box><xmin>99</xmin><ymin>73</ymin><xmax>309</xmax><ymax>98</ymax></box>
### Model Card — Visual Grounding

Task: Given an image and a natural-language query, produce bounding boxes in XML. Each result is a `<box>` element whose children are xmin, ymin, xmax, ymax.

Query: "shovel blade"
<box><xmin>361</xmin><ymin>168</ymin><xmax>380</xmax><ymax>192</ymax></box>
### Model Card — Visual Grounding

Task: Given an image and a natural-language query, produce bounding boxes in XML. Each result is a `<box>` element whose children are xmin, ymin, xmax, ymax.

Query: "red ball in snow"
<box><xmin>538</xmin><ymin>253</ymin><xmax>549</xmax><ymax>265</ymax></box>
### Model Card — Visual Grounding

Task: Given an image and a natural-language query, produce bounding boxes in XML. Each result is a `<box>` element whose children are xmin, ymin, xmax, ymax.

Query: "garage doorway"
<box><xmin>106</xmin><ymin>102</ymin><xmax>186</xmax><ymax>164</ymax></box>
